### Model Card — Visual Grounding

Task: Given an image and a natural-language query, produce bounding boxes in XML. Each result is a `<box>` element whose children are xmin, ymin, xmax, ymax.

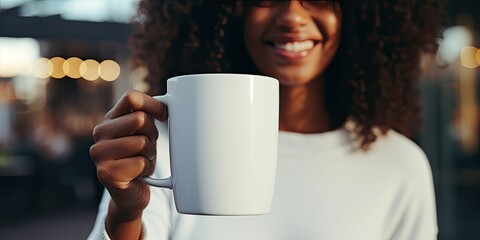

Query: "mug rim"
<box><xmin>168</xmin><ymin>73</ymin><xmax>278</xmax><ymax>83</ymax></box>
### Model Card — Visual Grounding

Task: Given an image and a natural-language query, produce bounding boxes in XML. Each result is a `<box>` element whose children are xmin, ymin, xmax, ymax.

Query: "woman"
<box><xmin>89</xmin><ymin>1</ymin><xmax>445</xmax><ymax>239</ymax></box>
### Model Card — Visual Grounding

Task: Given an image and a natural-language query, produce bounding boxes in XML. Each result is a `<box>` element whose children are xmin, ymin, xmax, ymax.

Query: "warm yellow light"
<box><xmin>460</xmin><ymin>46</ymin><xmax>479</xmax><ymax>68</ymax></box>
<box><xmin>63</xmin><ymin>57</ymin><xmax>83</xmax><ymax>79</ymax></box>
<box><xmin>99</xmin><ymin>60</ymin><xmax>120</xmax><ymax>81</ymax></box>
<box><xmin>32</xmin><ymin>57</ymin><xmax>53</xmax><ymax>79</ymax></box>
<box><xmin>476</xmin><ymin>48</ymin><xmax>480</xmax><ymax>65</ymax></box>
<box><xmin>80</xmin><ymin>59</ymin><xmax>100</xmax><ymax>81</ymax></box>
<box><xmin>49</xmin><ymin>57</ymin><xmax>66</xmax><ymax>78</ymax></box>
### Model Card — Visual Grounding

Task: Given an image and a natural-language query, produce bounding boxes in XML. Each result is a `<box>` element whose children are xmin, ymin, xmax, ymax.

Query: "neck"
<box><xmin>279</xmin><ymin>77</ymin><xmax>331</xmax><ymax>133</ymax></box>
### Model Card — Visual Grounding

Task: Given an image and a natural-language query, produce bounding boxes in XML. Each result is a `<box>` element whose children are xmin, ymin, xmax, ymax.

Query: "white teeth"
<box><xmin>274</xmin><ymin>40</ymin><xmax>314</xmax><ymax>52</ymax></box>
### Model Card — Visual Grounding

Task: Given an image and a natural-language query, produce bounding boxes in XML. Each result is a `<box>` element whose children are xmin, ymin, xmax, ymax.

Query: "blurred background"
<box><xmin>0</xmin><ymin>0</ymin><xmax>478</xmax><ymax>239</ymax></box>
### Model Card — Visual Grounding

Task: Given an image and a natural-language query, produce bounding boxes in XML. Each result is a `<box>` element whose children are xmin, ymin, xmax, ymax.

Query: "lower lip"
<box><xmin>267</xmin><ymin>44</ymin><xmax>316</xmax><ymax>60</ymax></box>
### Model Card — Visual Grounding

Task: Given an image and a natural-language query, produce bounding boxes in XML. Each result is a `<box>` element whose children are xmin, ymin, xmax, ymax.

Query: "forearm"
<box><xmin>106</xmin><ymin>200</ymin><xmax>144</xmax><ymax>240</ymax></box>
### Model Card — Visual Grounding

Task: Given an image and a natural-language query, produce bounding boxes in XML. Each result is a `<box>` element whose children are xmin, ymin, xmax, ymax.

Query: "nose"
<box><xmin>275</xmin><ymin>1</ymin><xmax>310</xmax><ymax>31</ymax></box>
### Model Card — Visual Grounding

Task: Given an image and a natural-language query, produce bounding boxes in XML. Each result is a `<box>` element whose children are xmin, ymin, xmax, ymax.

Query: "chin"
<box><xmin>266</xmin><ymin>69</ymin><xmax>321</xmax><ymax>87</ymax></box>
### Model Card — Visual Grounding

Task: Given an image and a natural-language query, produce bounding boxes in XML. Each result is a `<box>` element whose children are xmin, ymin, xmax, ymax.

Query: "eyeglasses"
<box><xmin>245</xmin><ymin>0</ymin><xmax>338</xmax><ymax>10</ymax></box>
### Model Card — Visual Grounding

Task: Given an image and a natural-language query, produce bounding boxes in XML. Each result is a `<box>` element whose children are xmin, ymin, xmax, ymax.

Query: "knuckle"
<box><xmin>89</xmin><ymin>144</ymin><xmax>101</xmax><ymax>160</ymax></box>
<box><xmin>96</xmin><ymin>165</ymin><xmax>112</xmax><ymax>182</ymax></box>
<box><xmin>134</xmin><ymin>156</ymin><xmax>147</xmax><ymax>171</ymax></box>
<box><xmin>92</xmin><ymin>124</ymin><xmax>103</xmax><ymax>142</ymax></box>
<box><xmin>125</xmin><ymin>90</ymin><xmax>142</xmax><ymax>106</ymax></box>
<box><xmin>136</xmin><ymin>136</ymin><xmax>150</xmax><ymax>152</ymax></box>
<box><xmin>124</xmin><ymin>89</ymin><xmax>139</xmax><ymax>98</ymax></box>
<box><xmin>133</xmin><ymin>111</ymin><xmax>148</xmax><ymax>129</ymax></box>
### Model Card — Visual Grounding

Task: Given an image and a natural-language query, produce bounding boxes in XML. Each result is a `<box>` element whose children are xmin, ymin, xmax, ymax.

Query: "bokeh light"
<box><xmin>0</xmin><ymin>37</ymin><xmax>39</xmax><ymax>78</ymax></box>
<box><xmin>460</xmin><ymin>46</ymin><xmax>479</xmax><ymax>68</ymax></box>
<box><xmin>28</xmin><ymin>57</ymin><xmax>121</xmax><ymax>81</ymax></box>
<box><xmin>49</xmin><ymin>57</ymin><xmax>66</xmax><ymax>78</ymax></box>
<box><xmin>476</xmin><ymin>48</ymin><xmax>480</xmax><ymax>65</ymax></box>
<box><xmin>79</xmin><ymin>59</ymin><xmax>100</xmax><ymax>81</ymax></box>
<box><xmin>99</xmin><ymin>60</ymin><xmax>120</xmax><ymax>81</ymax></box>
<box><xmin>438</xmin><ymin>26</ymin><xmax>473</xmax><ymax>64</ymax></box>
<box><xmin>31</xmin><ymin>57</ymin><xmax>53</xmax><ymax>79</ymax></box>
<box><xmin>63</xmin><ymin>57</ymin><xmax>83</xmax><ymax>79</ymax></box>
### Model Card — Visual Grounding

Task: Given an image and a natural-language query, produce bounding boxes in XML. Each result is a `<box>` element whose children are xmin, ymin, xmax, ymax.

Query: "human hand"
<box><xmin>90</xmin><ymin>90</ymin><xmax>167</xmax><ymax>219</ymax></box>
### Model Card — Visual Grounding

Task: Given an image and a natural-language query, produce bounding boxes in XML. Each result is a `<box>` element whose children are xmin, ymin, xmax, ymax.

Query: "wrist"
<box><xmin>106</xmin><ymin>200</ymin><xmax>144</xmax><ymax>240</ymax></box>
<box><xmin>108</xmin><ymin>199</ymin><xmax>144</xmax><ymax>222</ymax></box>
<box><xmin>107</xmin><ymin>181</ymin><xmax>151</xmax><ymax>216</ymax></box>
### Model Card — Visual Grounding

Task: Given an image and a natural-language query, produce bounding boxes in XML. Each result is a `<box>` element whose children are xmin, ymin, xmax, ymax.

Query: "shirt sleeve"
<box><xmin>390</xmin><ymin>150</ymin><xmax>438</xmax><ymax>240</ymax></box>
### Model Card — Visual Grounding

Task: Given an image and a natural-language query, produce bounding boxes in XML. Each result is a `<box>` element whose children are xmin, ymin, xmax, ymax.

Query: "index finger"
<box><xmin>105</xmin><ymin>90</ymin><xmax>167</xmax><ymax>121</ymax></box>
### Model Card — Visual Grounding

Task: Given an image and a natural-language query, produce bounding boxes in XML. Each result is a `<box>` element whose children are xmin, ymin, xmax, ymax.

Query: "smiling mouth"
<box><xmin>265</xmin><ymin>40</ymin><xmax>319</xmax><ymax>53</ymax></box>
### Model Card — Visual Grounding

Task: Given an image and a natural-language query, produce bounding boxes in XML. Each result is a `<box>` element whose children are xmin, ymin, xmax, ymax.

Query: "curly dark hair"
<box><xmin>130</xmin><ymin>0</ymin><xmax>447</xmax><ymax>149</ymax></box>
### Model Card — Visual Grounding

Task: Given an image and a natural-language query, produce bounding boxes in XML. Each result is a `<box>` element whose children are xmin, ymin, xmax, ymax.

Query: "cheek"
<box><xmin>326</xmin><ymin>14</ymin><xmax>341</xmax><ymax>43</ymax></box>
<box><xmin>243</xmin><ymin>9</ymin><xmax>271</xmax><ymax>55</ymax></box>
<box><xmin>244</xmin><ymin>11</ymin><xmax>260</xmax><ymax>36</ymax></box>
<box><xmin>325</xmin><ymin>11</ymin><xmax>342</xmax><ymax>46</ymax></box>
<box><xmin>312</xmin><ymin>11</ymin><xmax>342</xmax><ymax>61</ymax></box>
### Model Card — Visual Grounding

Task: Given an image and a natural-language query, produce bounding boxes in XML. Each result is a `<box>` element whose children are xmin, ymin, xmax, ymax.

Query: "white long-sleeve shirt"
<box><xmin>89</xmin><ymin>125</ymin><xmax>438</xmax><ymax>240</ymax></box>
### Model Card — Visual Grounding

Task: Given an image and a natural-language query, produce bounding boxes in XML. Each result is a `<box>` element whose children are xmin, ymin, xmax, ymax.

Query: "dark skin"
<box><xmin>279</xmin><ymin>77</ymin><xmax>331</xmax><ymax>133</ymax></box>
<box><xmin>90</xmin><ymin>1</ymin><xmax>340</xmax><ymax>239</ymax></box>
<box><xmin>90</xmin><ymin>90</ymin><xmax>164</xmax><ymax>239</ymax></box>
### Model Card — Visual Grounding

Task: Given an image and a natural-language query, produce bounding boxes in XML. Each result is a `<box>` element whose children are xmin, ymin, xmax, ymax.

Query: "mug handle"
<box><xmin>142</xmin><ymin>95</ymin><xmax>173</xmax><ymax>189</ymax></box>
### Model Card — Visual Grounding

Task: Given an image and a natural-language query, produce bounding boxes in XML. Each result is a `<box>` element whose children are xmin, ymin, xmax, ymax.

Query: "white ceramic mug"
<box><xmin>143</xmin><ymin>73</ymin><xmax>279</xmax><ymax>215</ymax></box>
